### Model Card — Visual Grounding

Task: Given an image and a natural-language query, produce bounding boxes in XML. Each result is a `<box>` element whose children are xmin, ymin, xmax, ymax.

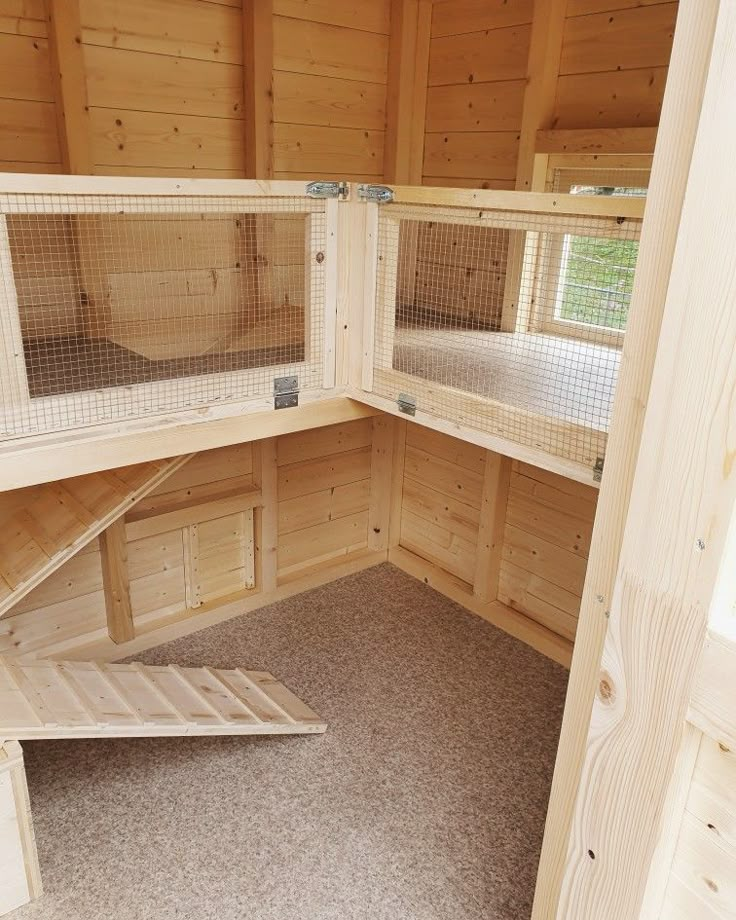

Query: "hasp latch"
<box><xmin>305</xmin><ymin>180</ymin><xmax>349</xmax><ymax>200</ymax></box>
<box><xmin>357</xmin><ymin>184</ymin><xmax>394</xmax><ymax>204</ymax></box>
<box><xmin>593</xmin><ymin>457</ymin><xmax>605</xmax><ymax>483</ymax></box>
<box><xmin>274</xmin><ymin>376</ymin><xmax>299</xmax><ymax>409</ymax></box>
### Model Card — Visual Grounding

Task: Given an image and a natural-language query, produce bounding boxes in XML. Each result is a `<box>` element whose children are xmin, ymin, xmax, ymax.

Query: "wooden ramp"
<box><xmin>0</xmin><ymin>657</ymin><xmax>326</xmax><ymax>739</ymax></box>
<box><xmin>0</xmin><ymin>455</ymin><xmax>193</xmax><ymax>619</ymax></box>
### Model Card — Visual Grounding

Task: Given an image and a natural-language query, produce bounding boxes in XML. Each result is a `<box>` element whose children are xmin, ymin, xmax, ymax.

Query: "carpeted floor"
<box><xmin>15</xmin><ymin>564</ymin><xmax>568</xmax><ymax>920</ymax></box>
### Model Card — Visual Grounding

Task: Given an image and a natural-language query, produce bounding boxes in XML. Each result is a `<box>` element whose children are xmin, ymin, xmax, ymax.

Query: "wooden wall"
<box><xmin>396</xmin><ymin>424</ymin><xmax>597</xmax><ymax>644</ymax></box>
<box><xmin>272</xmin><ymin>0</ymin><xmax>391</xmax><ymax>181</ymax></box>
<box><xmin>0</xmin><ymin>1</ymin><xmax>60</xmax><ymax>173</ymax></box>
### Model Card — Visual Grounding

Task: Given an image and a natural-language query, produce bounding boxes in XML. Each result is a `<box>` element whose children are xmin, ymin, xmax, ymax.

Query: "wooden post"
<box><xmin>243</xmin><ymin>0</ymin><xmax>274</xmax><ymax>179</ymax></box>
<box><xmin>368</xmin><ymin>415</ymin><xmax>395</xmax><ymax>554</ymax></box>
<box><xmin>531</xmin><ymin>2</ymin><xmax>721</xmax><ymax>917</ymax></box>
<box><xmin>99</xmin><ymin>517</ymin><xmax>134</xmax><ymax>644</ymax></box>
<box><xmin>473</xmin><ymin>453</ymin><xmax>511</xmax><ymax>602</ymax></box>
<box><xmin>539</xmin><ymin>2</ymin><xmax>732</xmax><ymax>917</ymax></box>
<box><xmin>0</xmin><ymin>741</ymin><xmax>42</xmax><ymax>916</ymax></box>
<box><xmin>254</xmin><ymin>437</ymin><xmax>278</xmax><ymax>592</ymax></box>
<box><xmin>388</xmin><ymin>418</ymin><xmax>407</xmax><ymax>549</ymax></box>
<box><xmin>46</xmin><ymin>0</ymin><xmax>92</xmax><ymax>175</ymax></box>
<box><xmin>384</xmin><ymin>0</ymin><xmax>432</xmax><ymax>185</ymax></box>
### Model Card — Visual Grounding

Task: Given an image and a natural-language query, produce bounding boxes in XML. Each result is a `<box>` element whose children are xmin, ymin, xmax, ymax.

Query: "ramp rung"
<box><xmin>0</xmin><ymin>657</ymin><xmax>326</xmax><ymax>740</ymax></box>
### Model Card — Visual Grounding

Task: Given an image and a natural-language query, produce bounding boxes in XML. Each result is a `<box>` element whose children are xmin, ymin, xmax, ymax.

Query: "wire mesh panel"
<box><xmin>0</xmin><ymin>191</ymin><xmax>329</xmax><ymax>439</ymax></box>
<box><xmin>372</xmin><ymin>201</ymin><xmax>642</xmax><ymax>470</ymax></box>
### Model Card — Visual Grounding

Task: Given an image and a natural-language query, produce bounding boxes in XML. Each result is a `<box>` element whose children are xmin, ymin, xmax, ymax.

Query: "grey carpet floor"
<box><xmin>15</xmin><ymin>564</ymin><xmax>568</xmax><ymax>920</ymax></box>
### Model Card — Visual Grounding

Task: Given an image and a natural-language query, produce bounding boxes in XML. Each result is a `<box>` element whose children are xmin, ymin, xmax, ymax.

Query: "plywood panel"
<box><xmin>273</xmin><ymin>71</ymin><xmax>386</xmax><ymax>131</ymax></box>
<box><xmin>428</xmin><ymin>24</ymin><xmax>531</xmax><ymax>86</ymax></box>
<box><xmin>84</xmin><ymin>45</ymin><xmax>243</xmax><ymax>119</ymax></box>
<box><xmin>273</xmin><ymin>16</ymin><xmax>389</xmax><ymax>84</ymax></box>
<box><xmin>90</xmin><ymin>107</ymin><xmax>245</xmax><ymax>170</ymax></box>
<box><xmin>425</xmin><ymin>80</ymin><xmax>525</xmax><ymax>133</ymax></box>
<box><xmin>80</xmin><ymin>0</ymin><xmax>243</xmax><ymax>64</ymax></box>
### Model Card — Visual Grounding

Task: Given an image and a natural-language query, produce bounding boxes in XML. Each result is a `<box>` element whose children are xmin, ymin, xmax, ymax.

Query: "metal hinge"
<box><xmin>357</xmin><ymin>184</ymin><xmax>394</xmax><ymax>204</ymax></box>
<box><xmin>274</xmin><ymin>376</ymin><xmax>299</xmax><ymax>409</ymax></box>
<box><xmin>306</xmin><ymin>180</ymin><xmax>349</xmax><ymax>200</ymax></box>
<box><xmin>397</xmin><ymin>393</ymin><xmax>416</xmax><ymax>416</ymax></box>
<box><xmin>593</xmin><ymin>457</ymin><xmax>605</xmax><ymax>483</ymax></box>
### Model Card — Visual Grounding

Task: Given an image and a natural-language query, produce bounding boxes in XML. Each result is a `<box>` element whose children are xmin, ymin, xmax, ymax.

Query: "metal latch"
<box><xmin>357</xmin><ymin>184</ymin><xmax>394</xmax><ymax>204</ymax></box>
<box><xmin>306</xmin><ymin>180</ymin><xmax>349</xmax><ymax>200</ymax></box>
<box><xmin>274</xmin><ymin>376</ymin><xmax>299</xmax><ymax>409</ymax></box>
<box><xmin>397</xmin><ymin>393</ymin><xmax>416</xmax><ymax>416</ymax></box>
<box><xmin>593</xmin><ymin>457</ymin><xmax>605</xmax><ymax>483</ymax></box>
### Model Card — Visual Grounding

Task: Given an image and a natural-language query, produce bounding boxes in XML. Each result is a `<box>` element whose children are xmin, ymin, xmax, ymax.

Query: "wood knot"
<box><xmin>597</xmin><ymin>672</ymin><xmax>615</xmax><ymax>705</ymax></box>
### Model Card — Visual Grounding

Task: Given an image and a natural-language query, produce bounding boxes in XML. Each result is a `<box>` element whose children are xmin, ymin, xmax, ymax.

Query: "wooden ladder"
<box><xmin>0</xmin><ymin>657</ymin><xmax>326</xmax><ymax>739</ymax></box>
<box><xmin>0</xmin><ymin>455</ymin><xmax>194</xmax><ymax>619</ymax></box>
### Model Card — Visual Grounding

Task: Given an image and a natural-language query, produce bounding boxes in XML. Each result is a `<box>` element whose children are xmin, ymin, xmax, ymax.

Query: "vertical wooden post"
<box><xmin>473</xmin><ymin>453</ymin><xmax>511</xmax><ymax>602</ymax></box>
<box><xmin>384</xmin><ymin>0</ymin><xmax>432</xmax><ymax>185</ymax></box>
<box><xmin>243</xmin><ymin>0</ymin><xmax>274</xmax><ymax>179</ymax></box>
<box><xmin>388</xmin><ymin>418</ymin><xmax>407</xmax><ymax>549</ymax></box>
<box><xmin>531</xmin><ymin>2</ymin><xmax>720</xmax><ymax>917</ymax></box>
<box><xmin>0</xmin><ymin>741</ymin><xmax>42</xmax><ymax>915</ymax></box>
<box><xmin>99</xmin><ymin>517</ymin><xmax>134</xmax><ymax>644</ymax></box>
<box><xmin>368</xmin><ymin>415</ymin><xmax>395</xmax><ymax>554</ymax></box>
<box><xmin>254</xmin><ymin>437</ymin><xmax>278</xmax><ymax>592</ymax></box>
<box><xmin>46</xmin><ymin>0</ymin><xmax>92</xmax><ymax>175</ymax></box>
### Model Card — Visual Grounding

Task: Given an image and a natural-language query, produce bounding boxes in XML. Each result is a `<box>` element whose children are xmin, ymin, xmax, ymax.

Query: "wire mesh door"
<box><xmin>368</xmin><ymin>194</ymin><xmax>643</xmax><ymax>473</ymax></box>
<box><xmin>0</xmin><ymin>183</ymin><xmax>334</xmax><ymax>439</ymax></box>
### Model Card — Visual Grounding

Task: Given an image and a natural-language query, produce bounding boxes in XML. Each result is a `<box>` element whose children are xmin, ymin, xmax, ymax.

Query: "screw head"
<box><xmin>596</xmin><ymin>594</ymin><xmax>605</xmax><ymax>603</ymax></box>
<box><xmin>696</xmin><ymin>539</ymin><xmax>706</xmax><ymax>551</ymax></box>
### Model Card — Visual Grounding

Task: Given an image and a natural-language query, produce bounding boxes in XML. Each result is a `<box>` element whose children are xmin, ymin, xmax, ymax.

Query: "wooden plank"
<box><xmin>277</xmin><ymin>446</ymin><xmax>372</xmax><ymax>501</ymax></box>
<box><xmin>531</xmin><ymin>1</ymin><xmax>720</xmax><ymax>915</ymax></box>
<box><xmin>243</xmin><ymin>0</ymin><xmax>273</xmax><ymax>178</ymax></box>
<box><xmin>403</xmin><ymin>444</ymin><xmax>483</xmax><ymax>509</ymax></box>
<box><xmin>272</xmin><ymin>123</ymin><xmax>383</xmax><ymax>175</ymax></box>
<box><xmin>473</xmin><ymin>452</ymin><xmax>511</xmax><ymax>602</ymax></box>
<box><xmin>0</xmin><ymin>32</ymin><xmax>53</xmax><ymax>102</ymax></box>
<box><xmin>0</xmin><ymin>98</ymin><xmax>59</xmax><ymax>164</ymax></box>
<box><xmin>506</xmin><ymin>486</ymin><xmax>594</xmax><ymax>558</ymax></box>
<box><xmin>688</xmin><ymin>630</ymin><xmax>736</xmax><ymax>751</ymax></box>
<box><xmin>423</xmin><ymin>130</ymin><xmax>519</xmax><ymax>181</ymax></box>
<box><xmin>553</xmin><ymin>67</ymin><xmax>669</xmax><ymax>131</ymax></box>
<box><xmin>273</xmin><ymin>16</ymin><xmax>389</xmax><ymax>84</ymax></box>
<box><xmin>46</xmin><ymin>0</ymin><xmax>92</xmax><ymax>174</ymax></box>
<box><xmin>560</xmin><ymin>3</ymin><xmax>677</xmax><ymax>76</ymax></box>
<box><xmin>401</xmin><ymin>477</ymin><xmax>480</xmax><ymax>544</ymax></box>
<box><xmin>125</xmin><ymin>489</ymin><xmax>261</xmax><ymax>543</ymax></box>
<box><xmin>384</xmin><ymin>0</ymin><xmax>431</xmax><ymax>184</ymax></box>
<box><xmin>89</xmin><ymin>107</ymin><xmax>245</xmax><ymax>171</ymax></box>
<box><xmin>276</xmin><ymin>418</ymin><xmax>373</xmax><ymax>466</ymax></box>
<box><xmin>254</xmin><ymin>438</ymin><xmax>278</xmax><ymax>593</ymax></box>
<box><xmin>400</xmin><ymin>508</ymin><xmax>476</xmax><ymax>583</ymax></box>
<box><xmin>98</xmin><ymin>517</ymin><xmax>133</xmax><ymax>644</ymax></box>
<box><xmin>273</xmin><ymin>0</ymin><xmax>390</xmax><ymax>34</ymax></box>
<box><xmin>426</xmin><ymin>80</ymin><xmax>525</xmax><ymax>134</ymax></box>
<box><xmin>0</xmin><ymin>741</ymin><xmax>42</xmax><ymax>915</ymax></box>
<box><xmin>498</xmin><ymin>561</ymin><xmax>580</xmax><ymax>641</ymax></box>
<box><xmin>273</xmin><ymin>71</ymin><xmax>386</xmax><ymax>131</ymax></box>
<box><xmin>367</xmin><ymin>415</ymin><xmax>394</xmax><ymax>553</ymax></box>
<box><xmin>278</xmin><ymin>476</ymin><xmax>370</xmax><ymax>536</ymax></box>
<box><xmin>83</xmin><ymin>45</ymin><xmax>244</xmax><ymax>120</ymax></box>
<box><xmin>277</xmin><ymin>510</ymin><xmax>369</xmax><ymax>570</ymax></box>
<box><xmin>502</xmin><ymin>524</ymin><xmax>587</xmax><ymax>597</ymax></box>
<box><xmin>428</xmin><ymin>23</ymin><xmax>531</xmax><ymax>86</ymax></box>
<box><xmin>79</xmin><ymin>0</ymin><xmax>242</xmax><ymax>64</ymax></box>
<box><xmin>549</xmin><ymin>3</ymin><xmax>736</xmax><ymax>917</ymax></box>
<box><xmin>536</xmin><ymin>127</ymin><xmax>658</xmax><ymax>155</ymax></box>
<box><xmin>431</xmin><ymin>0</ymin><xmax>533</xmax><ymax>37</ymax></box>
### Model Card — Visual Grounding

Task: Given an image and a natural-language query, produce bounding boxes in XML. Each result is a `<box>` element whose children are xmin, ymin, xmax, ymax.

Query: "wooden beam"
<box><xmin>243</xmin><ymin>0</ymin><xmax>274</xmax><ymax>178</ymax></box>
<box><xmin>536</xmin><ymin>127</ymin><xmax>658</xmax><ymax>156</ymax></box>
<box><xmin>688</xmin><ymin>628</ymin><xmax>736</xmax><ymax>751</ymax></box>
<box><xmin>254</xmin><ymin>438</ymin><xmax>278</xmax><ymax>592</ymax></box>
<box><xmin>531</xmin><ymin>2</ymin><xmax>721</xmax><ymax>917</ymax></box>
<box><xmin>384</xmin><ymin>0</ymin><xmax>432</xmax><ymax>184</ymax></box>
<box><xmin>388</xmin><ymin>419</ymin><xmax>407</xmax><ymax>548</ymax></box>
<box><xmin>473</xmin><ymin>453</ymin><xmax>511</xmax><ymax>602</ymax></box>
<box><xmin>45</xmin><ymin>0</ymin><xmax>92</xmax><ymax>174</ymax></box>
<box><xmin>99</xmin><ymin>518</ymin><xmax>134</xmax><ymax>644</ymax></box>
<box><xmin>367</xmin><ymin>416</ymin><xmax>395</xmax><ymax>553</ymax></box>
<box><xmin>515</xmin><ymin>0</ymin><xmax>567</xmax><ymax>191</ymax></box>
<box><xmin>549</xmin><ymin>1</ymin><xmax>735</xmax><ymax>916</ymax></box>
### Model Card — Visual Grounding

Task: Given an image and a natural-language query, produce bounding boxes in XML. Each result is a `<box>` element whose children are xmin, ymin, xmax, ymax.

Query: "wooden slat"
<box><xmin>273</xmin><ymin>0</ymin><xmax>390</xmax><ymax>34</ymax></box>
<box><xmin>553</xmin><ymin>67</ymin><xmax>669</xmax><ymax>131</ymax></box>
<box><xmin>431</xmin><ymin>0</ymin><xmax>533</xmax><ymax>37</ymax></box>
<box><xmin>272</xmin><ymin>123</ymin><xmax>383</xmax><ymax>175</ymax></box>
<box><xmin>99</xmin><ymin>518</ymin><xmax>134</xmax><ymax>644</ymax></box>
<box><xmin>273</xmin><ymin>70</ymin><xmax>385</xmax><ymax>131</ymax></box>
<box><xmin>426</xmin><ymin>80</ymin><xmax>525</xmax><ymax>134</ymax></box>
<box><xmin>423</xmin><ymin>130</ymin><xmax>519</xmax><ymax>181</ymax></box>
<box><xmin>0</xmin><ymin>32</ymin><xmax>53</xmax><ymax>102</ymax></box>
<box><xmin>536</xmin><ymin>126</ymin><xmax>658</xmax><ymax>154</ymax></box>
<box><xmin>428</xmin><ymin>23</ymin><xmax>531</xmax><ymax>86</ymax></box>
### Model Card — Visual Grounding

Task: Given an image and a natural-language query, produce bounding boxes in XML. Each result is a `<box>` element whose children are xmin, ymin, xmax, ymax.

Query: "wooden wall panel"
<box><xmin>0</xmin><ymin>5</ymin><xmax>60</xmax><ymax>172</ymax></box>
<box><xmin>271</xmin><ymin>0</ymin><xmax>390</xmax><ymax>181</ymax></box>
<box><xmin>422</xmin><ymin>0</ymin><xmax>532</xmax><ymax>189</ymax></box>
<box><xmin>551</xmin><ymin>1</ymin><xmax>678</xmax><ymax>130</ymax></box>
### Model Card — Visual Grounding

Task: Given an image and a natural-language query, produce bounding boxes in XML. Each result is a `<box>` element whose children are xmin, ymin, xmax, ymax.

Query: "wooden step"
<box><xmin>0</xmin><ymin>657</ymin><xmax>326</xmax><ymax>739</ymax></box>
<box><xmin>0</xmin><ymin>455</ymin><xmax>194</xmax><ymax>619</ymax></box>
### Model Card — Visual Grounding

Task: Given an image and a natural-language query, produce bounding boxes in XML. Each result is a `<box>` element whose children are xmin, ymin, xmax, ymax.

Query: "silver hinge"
<box><xmin>357</xmin><ymin>184</ymin><xmax>394</xmax><ymax>204</ymax></box>
<box><xmin>397</xmin><ymin>393</ymin><xmax>416</xmax><ymax>416</ymax></box>
<box><xmin>305</xmin><ymin>180</ymin><xmax>349</xmax><ymax>200</ymax></box>
<box><xmin>593</xmin><ymin>457</ymin><xmax>605</xmax><ymax>483</ymax></box>
<box><xmin>274</xmin><ymin>376</ymin><xmax>299</xmax><ymax>410</ymax></box>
